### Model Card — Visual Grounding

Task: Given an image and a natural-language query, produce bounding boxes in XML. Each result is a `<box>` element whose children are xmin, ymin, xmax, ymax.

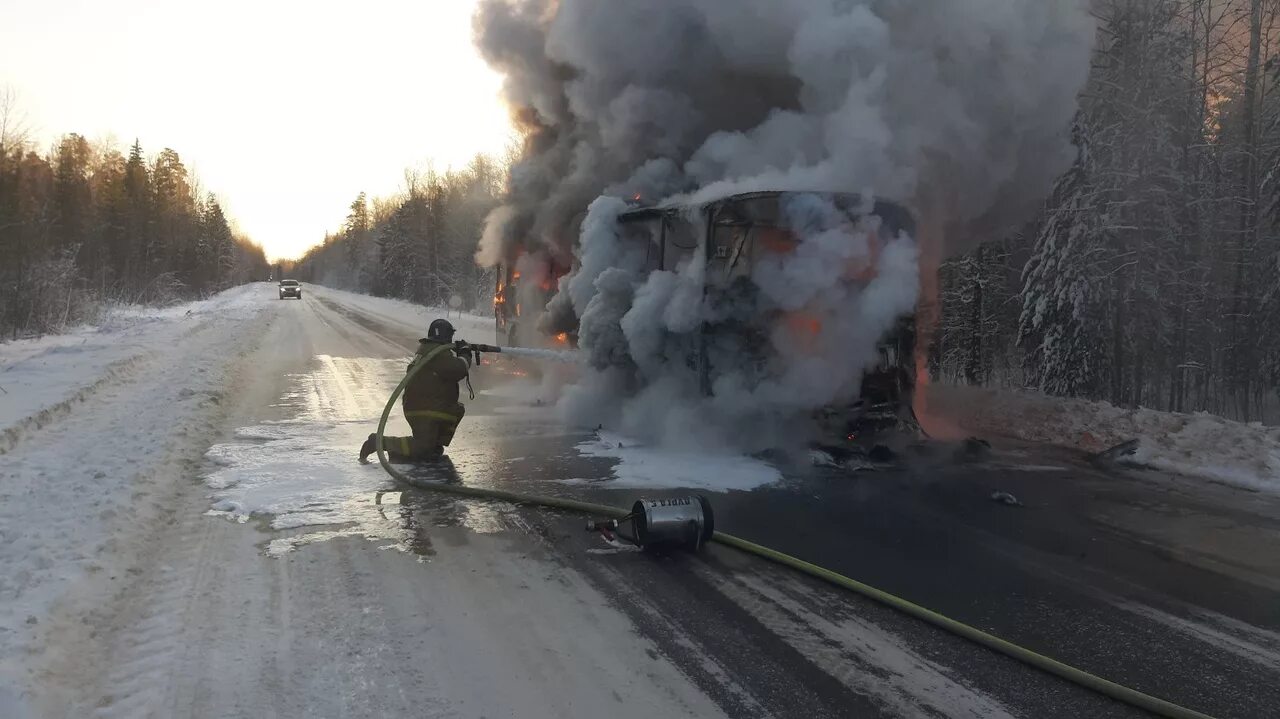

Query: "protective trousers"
<box><xmin>382</xmin><ymin>402</ymin><xmax>466</xmax><ymax>461</ymax></box>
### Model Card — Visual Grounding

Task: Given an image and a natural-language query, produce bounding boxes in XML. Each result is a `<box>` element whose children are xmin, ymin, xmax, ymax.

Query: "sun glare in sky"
<box><xmin>0</xmin><ymin>0</ymin><xmax>513</xmax><ymax>261</ymax></box>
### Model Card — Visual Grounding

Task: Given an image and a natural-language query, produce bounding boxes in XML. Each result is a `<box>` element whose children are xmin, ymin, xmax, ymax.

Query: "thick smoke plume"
<box><xmin>474</xmin><ymin>0</ymin><xmax>1095</xmax><ymax>449</ymax></box>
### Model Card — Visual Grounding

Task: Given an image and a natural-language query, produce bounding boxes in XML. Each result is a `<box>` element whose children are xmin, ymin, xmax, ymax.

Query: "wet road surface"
<box><xmin>42</xmin><ymin>286</ymin><xmax>1279</xmax><ymax>718</ymax></box>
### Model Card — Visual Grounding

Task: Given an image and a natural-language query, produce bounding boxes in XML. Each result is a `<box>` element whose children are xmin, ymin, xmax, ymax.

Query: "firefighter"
<box><xmin>359</xmin><ymin>318</ymin><xmax>470</xmax><ymax>463</ymax></box>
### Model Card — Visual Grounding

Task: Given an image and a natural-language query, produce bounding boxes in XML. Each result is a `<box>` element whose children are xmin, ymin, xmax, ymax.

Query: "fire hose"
<box><xmin>372</xmin><ymin>343</ymin><xmax>1215</xmax><ymax>719</ymax></box>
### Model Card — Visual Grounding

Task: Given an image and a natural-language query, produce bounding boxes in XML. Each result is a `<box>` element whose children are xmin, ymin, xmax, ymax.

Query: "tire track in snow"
<box><xmin>1</xmin><ymin>307</ymin><xmax>233</xmax><ymax>456</ymax></box>
<box><xmin>90</xmin><ymin>522</ymin><xmax>205</xmax><ymax>718</ymax></box>
<box><xmin>8</xmin><ymin>287</ymin><xmax>277</xmax><ymax>715</ymax></box>
<box><xmin>0</xmin><ymin>354</ymin><xmax>148</xmax><ymax>455</ymax></box>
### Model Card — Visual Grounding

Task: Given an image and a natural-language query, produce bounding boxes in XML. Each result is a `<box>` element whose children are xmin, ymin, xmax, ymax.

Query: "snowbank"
<box><xmin>928</xmin><ymin>385</ymin><xmax>1280</xmax><ymax>493</ymax></box>
<box><xmin>0</xmin><ymin>283</ymin><xmax>274</xmax><ymax>711</ymax></box>
<box><xmin>0</xmin><ymin>285</ymin><xmax>270</xmax><ymax>446</ymax></box>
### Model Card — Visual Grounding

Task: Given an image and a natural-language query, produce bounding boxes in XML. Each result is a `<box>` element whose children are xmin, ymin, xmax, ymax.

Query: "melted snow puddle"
<box><xmin>204</xmin><ymin>419</ymin><xmax>409</xmax><ymax>556</ymax></box>
<box><xmin>573</xmin><ymin>431</ymin><xmax>781</xmax><ymax>492</ymax></box>
<box><xmin>202</xmin><ymin>355</ymin><xmax>520</xmax><ymax>556</ymax></box>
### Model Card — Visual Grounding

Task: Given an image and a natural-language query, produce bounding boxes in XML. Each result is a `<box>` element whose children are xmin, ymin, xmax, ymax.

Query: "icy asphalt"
<box><xmin>4</xmin><ymin>284</ymin><xmax>1278</xmax><ymax>718</ymax></box>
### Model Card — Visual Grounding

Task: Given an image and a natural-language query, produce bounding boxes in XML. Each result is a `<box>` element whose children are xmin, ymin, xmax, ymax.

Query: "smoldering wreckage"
<box><xmin>492</xmin><ymin>190</ymin><xmax>923</xmax><ymax>467</ymax></box>
<box><xmin>464</xmin><ymin>0</ymin><xmax>1097</xmax><ymax>468</ymax></box>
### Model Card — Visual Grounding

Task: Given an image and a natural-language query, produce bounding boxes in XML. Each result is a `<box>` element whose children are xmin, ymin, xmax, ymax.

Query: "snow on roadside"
<box><xmin>0</xmin><ymin>283</ymin><xmax>275</xmax><ymax>714</ymax></box>
<box><xmin>0</xmin><ymin>285</ymin><xmax>275</xmax><ymax>449</ymax></box>
<box><xmin>575</xmin><ymin>431</ymin><xmax>781</xmax><ymax>492</ymax></box>
<box><xmin>929</xmin><ymin>384</ymin><xmax>1280</xmax><ymax>493</ymax></box>
<box><xmin>308</xmin><ymin>285</ymin><xmax>494</xmax><ymax>342</ymax></box>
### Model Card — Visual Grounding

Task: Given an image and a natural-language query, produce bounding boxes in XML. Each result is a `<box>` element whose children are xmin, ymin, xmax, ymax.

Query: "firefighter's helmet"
<box><xmin>427</xmin><ymin>318</ymin><xmax>455</xmax><ymax>343</ymax></box>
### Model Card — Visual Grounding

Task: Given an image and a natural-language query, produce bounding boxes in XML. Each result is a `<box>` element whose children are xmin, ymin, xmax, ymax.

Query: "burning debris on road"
<box><xmin>473</xmin><ymin>0</ymin><xmax>1095</xmax><ymax>453</ymax></box>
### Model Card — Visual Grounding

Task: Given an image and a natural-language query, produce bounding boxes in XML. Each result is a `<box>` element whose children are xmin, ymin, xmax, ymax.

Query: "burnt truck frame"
<box><xmin>496</xmin><ymin>190</ymin><xmax>920</xmax><ymax>443</ymax></box>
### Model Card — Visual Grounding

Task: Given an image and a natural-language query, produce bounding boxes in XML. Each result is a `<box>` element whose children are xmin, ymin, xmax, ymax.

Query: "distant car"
<box><xmin>278</xmin><ymin>280</ymin><xmax>302</xmax><ymax>300</ymax></box>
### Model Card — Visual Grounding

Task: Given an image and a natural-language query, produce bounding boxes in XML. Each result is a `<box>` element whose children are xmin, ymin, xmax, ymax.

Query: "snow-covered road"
<box><xmin>1</xmin><ymin>286</ymin><xmax>275</xmax><ymax>713</ymax></box>
<box><xmin>3</xmin><ymin>284</ymin><xmax>1278</xmax><ymax>719</ymax></box>
<box><xmin>3</xmin><ymin>286</ymin><xmax>723</xmax><ymax>718</ymax></box>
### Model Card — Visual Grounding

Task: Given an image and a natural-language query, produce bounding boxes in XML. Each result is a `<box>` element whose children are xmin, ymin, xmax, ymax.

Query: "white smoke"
<box><xmin>474</xmin><ymin>0</ymin><xmax>1095</xmax><ymax>449</ymax></box>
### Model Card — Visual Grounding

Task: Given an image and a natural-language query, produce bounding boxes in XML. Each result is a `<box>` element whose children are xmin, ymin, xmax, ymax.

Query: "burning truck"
<box><xmin>493</xmin><ymin>190</ymin><xmax>920</xmax><ymax>451</ymax></box>
<box><xmin>493</xmin><ymin>245</ymin><xmax>573</xmax><ymax>349</ymax></box>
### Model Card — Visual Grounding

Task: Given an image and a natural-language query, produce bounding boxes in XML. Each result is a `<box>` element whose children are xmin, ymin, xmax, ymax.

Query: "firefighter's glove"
<box><xmin>453</xmin><ymin>339</ymin><xmax>482</xmax><ymax>368</ymax></box>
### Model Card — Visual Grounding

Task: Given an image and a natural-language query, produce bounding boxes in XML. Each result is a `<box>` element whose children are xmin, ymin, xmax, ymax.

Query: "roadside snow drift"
<box><xmin>930</xmin><ymin>384</ymin><xmax>1280</xmax><ymax>493</ymax></box>
<box><xmin>0</xmin><ymin>283</ymin><xmax>275</xmax><ymax>714</ymax></box>
<box><xmin>0</xmin><ymin>288</ymin><xmax>269</xmax><ymax>451</ymax></box>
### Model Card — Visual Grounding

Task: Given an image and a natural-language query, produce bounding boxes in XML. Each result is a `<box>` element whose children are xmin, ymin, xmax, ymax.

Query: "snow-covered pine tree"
<box><xmin>1019</xmin><ymin>118</ymin><xmax>1112</xmax><ymax>398</ymax></box>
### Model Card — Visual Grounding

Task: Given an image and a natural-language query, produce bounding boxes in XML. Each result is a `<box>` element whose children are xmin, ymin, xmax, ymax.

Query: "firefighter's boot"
<box><xmin>358</xmin><ymin>433</ymin><xmax>377</xmax><ymax>463</ymax></box>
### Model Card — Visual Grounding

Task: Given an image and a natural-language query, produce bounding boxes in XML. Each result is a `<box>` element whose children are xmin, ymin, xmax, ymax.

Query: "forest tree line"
<box><xmin>289</xmin><ymin>156</ymin><xmax>504</xmax><ymax>312</ymax></box>
<box><xmin>935</xmin><ymin>0</ymin><xmax>1280</xmax><ymax>423</ymax></box>
<box><xmin>0</xmin><ymin>95</ymin><xmax>269</xmax><ymax>339</ymax></box>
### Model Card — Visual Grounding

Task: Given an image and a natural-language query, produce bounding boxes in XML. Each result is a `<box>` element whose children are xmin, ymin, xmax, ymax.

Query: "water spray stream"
<box><xmin>493</xmin><ymin>346</ymin><xmax>578</xmax><ymax>364</ymax></box>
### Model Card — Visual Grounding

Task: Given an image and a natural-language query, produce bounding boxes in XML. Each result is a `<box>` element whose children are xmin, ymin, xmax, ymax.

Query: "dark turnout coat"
<box><xmin>402</xmin><ymin>338</ymin><xmax>469</xmax><ymax>421</ymax></box>
<box><xmin>381</xmin><ymin>339</ymin><xmax>470</xmax><ymax>459</ymax></box>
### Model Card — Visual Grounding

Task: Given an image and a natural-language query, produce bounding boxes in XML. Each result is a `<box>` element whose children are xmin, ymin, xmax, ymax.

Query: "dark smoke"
<box><xmin>473</xmin><ymin>0</ymin><xmax>1094</xmax><ymax>448</ymax></box>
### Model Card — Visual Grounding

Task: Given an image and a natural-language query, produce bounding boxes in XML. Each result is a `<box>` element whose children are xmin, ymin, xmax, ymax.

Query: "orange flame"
<box><xmin>554</xmin><ymin>332</ymin><xmax>568</xmax><ymax>345</ymax></box>
<box><xmin>782</xmin><ymin>312</ymin><xmax>823</xmax><ymax>352</ymax></box>
<box><xmin>785</xmin><ymin>313</ymin><xmax>822</xmax><ymax>337</ymax></box>
<box><xmin>757</xmin><ymin>227</ymin><xmax>797</xmax><ymax>255</ymax></box>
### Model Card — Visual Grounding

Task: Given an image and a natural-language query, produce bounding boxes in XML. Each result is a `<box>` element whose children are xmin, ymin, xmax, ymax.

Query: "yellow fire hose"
<box><xmin>374</xmin><ymin>349</ymin><xmax>1215</xmax><ymax>719</ymax></box>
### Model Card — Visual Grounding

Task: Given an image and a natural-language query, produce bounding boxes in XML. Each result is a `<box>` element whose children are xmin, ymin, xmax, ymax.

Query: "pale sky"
<box><xmin>0</xmin><ymin>0</ymin><xmax>512</xmax><ymax>261</ymax></box>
